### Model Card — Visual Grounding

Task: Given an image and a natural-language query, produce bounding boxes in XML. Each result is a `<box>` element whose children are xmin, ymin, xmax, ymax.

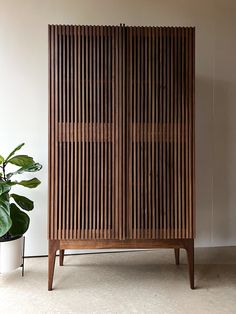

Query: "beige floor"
<box><xmin>0</xmin><ymin>247</ymin><xmax>236</xmax><ymax>314</ymax></box>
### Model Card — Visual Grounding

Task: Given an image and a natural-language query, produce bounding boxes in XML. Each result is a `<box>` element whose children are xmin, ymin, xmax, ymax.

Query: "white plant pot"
<box><xmin>0</xmin><ymin>236</ymin><xmax>23</xmax><ymax>273</ymax></box>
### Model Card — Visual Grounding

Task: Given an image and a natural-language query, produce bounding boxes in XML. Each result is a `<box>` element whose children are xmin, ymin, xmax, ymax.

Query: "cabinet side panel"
<box><xmin>48</xmin><ymin>25</ymin><xmax>56</xmax><ymax>240</ymax></box>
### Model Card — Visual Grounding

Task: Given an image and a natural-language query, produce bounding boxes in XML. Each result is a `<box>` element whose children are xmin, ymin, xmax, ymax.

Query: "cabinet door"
<box><xmin>48</xmin><ymin>25</ymin><xmax>126</xmax><ymax>240</ymax></box>
<box><xmin>127</xmin><ymin>27</ymin><xmax>195</xmax><ymax>240</ymax></box>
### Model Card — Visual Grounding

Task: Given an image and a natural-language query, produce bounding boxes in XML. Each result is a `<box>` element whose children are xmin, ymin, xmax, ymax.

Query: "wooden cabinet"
<box><xmin>48</xmin><ymin>24</ymin><xmax>195</xmax><ymax>290</ymax></box>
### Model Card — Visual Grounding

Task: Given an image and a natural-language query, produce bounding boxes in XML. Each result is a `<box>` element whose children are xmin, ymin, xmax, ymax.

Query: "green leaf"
<box><xmin>7</xmin><ymin>162</ymin><xmax>43</xmax><ymax>179</ymax></box>
<box><xmin>5</xmin><ymin>143</ymin><xmax>25</xmax><ymax>162</ymax></box>
<box><xmin>8</xmin><ymin>155</ymin><xmax>34</xmax><ymax>167</ymax></box>
<box><xmin>0</xmin><ymin>192</ymin><xmax>10</xmax><ymax>202</ymax></box>
<box><xmin>11</xmin><ymin>194</ymin><xmax>34</xmax><ymax>211</ymax></box>
<box><xmin>0</xmin><ymin>204</ymin><xmax>12</xmax><ymax>237</ymax></box>
<box><xmin>9</xmin><ymin>203</ymin><xmax>30</xmax><ymax>236</ymax></box>
<box><xmin>0</xmin><ymin>155</ymin><xmax>4</xmax><ymax>165</ymax></box>
<box><xmin>0</xmin><ymin>197</ymin><xmax>10</xmax><ymax>214</ymax></box>
<box><xmin>17</xmin><ymin>178</ymin><xmax>41</xmax><ymax>188</ymax></box>
<box><xmin>18</xmin><ymin>162</ymin><xmax>42</xmax><ymax>173</ymax></box>
<box><xmin>0</xmin><ymin>182</ymin><xmax>11</xmax><ymax>195</ymax></box>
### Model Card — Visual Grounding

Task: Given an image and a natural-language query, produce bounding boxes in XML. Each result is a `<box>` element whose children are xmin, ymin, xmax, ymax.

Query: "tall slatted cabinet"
<box><xmin>48</xmin><ymin>24</ymin><xmax>195</xmax><ymax>290</ymax></box>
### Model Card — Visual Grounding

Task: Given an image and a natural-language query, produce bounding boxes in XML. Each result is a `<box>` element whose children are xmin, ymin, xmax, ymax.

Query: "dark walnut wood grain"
<box><xmin>48</xmin><ymin>25</ymin><xmax>195</xmax><ymax>290</ymax></box>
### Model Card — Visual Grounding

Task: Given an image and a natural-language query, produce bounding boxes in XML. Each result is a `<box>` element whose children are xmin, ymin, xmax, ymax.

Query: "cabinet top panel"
<box><xmin>48</xmin><ymin>24</ymin><xmax>195</xmax><ymax>30</ymax></box>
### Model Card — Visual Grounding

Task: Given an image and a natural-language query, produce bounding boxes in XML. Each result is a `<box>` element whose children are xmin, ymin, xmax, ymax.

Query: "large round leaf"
<box><xmin>11</xmin><ymin>193</ymin><xmax>34</xmax><ymax>211</ymax></box>
<box><xmin>9</xmin><ymin>203</ymin><xmax>30</xmax><ymax>236</ymax></box>
<box><xmin>0</xmin><ymin>205</ymin><xmax>12</xmax><ymax>237</ymax></box>
<box><xmin>8</xmin><ymin>155</ymin><xmax>34</xmax><ymax>167</ymax></box>
<box><xmin>18</xmin><ymin>178</ymin><xmax>41</xmax><ymax>188</ymax></box>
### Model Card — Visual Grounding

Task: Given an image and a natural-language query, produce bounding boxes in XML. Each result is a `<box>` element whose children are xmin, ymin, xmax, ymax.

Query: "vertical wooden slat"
<box><xmin>120</xmin><ymin>24</ymin><xmax>124</xmax><ymax>239</ymax></box>
<box><xmin>148</xmin><ymin>27</ymin><xmax>152</xmax><ymax>239</ymax></box>
<box><xmin>54</xmin><ymin>26</ymin><xmax>59</xmax><ymax>241</ymax></box>
<box><xmin>181</xmin><ymin>28</ymin><xmax>185</xmax><ymax>239</ymax></box>
<box><xmin>53</xmin><ymin>25</ymin><xmax>56</xmax><ymax>240</ymax></box>
<box><xmin>77</xmin><ymin>26</ymin><xmax>81</xmax><ymax>239</ymax></box>
<box><xmin>163</xmin><ymin>27</ymin><xmax>167</xmax><ymax>239</ymax></box>
<box><xmin>156</xmin><ymin>27</ymin><xmax>159</xmax><ymax>238</ymax></box>
<box><xmin>115</xmin><ymin>26</ymin><xmax>119</xmax><ymax>239</ymax></box>
<box><xmin>123</xmin><ymin>24</ymin><xmax>126</xmax><ymax>239</ymax></box>
<box><xmin>111</xmin><ymin>26</ymin><xmax>115</xmax><ymax>239</ymax></box>
<box><xmin>173</xmin><ymin>28</ymin><xmax>179</xmax><ymax>239</ymax></box>
<box><xmin>81</xmin><ymin>25</ymin><xmax>85</xmax><ymax>239</ymax></box>
<box><xmin>151</xmin><ymin>27</ymin><xmax>155</xmax><ymax>239</ymax></box>
<box><xmin>189</xmin><ymin>27</ymin><xmax>192</xmax><ymax>238</ymax></box>
<box><xmin>104</xmin><ymin>26</ymin><xmax>108</xmax><ymax>239</ymax></box>
<box><xmin>73</xmin><ymin>26</ymin><xmax>78</xmax><ymax>239</ymax></box>
<box><xmin>107</xmin><ymin>26</ymin><xmax>111</xmax><ymax>239</ymax></box>
<box><xmin>96</xmin><ymin>26</ymin><xmax>100</xmax><ymax>239</ymax></box>
<box><xmin>144</xmin><ymin>27</ymin><xmax>147</xmax><ymax>239</ymax></box>
<box><xmin>170</xmin><ymin>27</ymin><xmax>174</xmax><ymax>238</ymax></box>
<box><xmin>92</xmin><ymin>26</ymin><xmax>97</xmax><ymax>239</ymax></box>
<box><xmin>85</xmin><ymin>26</ymin><xmax>89</xmax><ymax>239</ymax></box>
<box><xmin>69</xmin><ymin>26</ymin><xmax>74</xmax><ymax>239</ymax></box>
<box><xmin>140</xmin><ymin>27</ymin><xmax>144</xmax><ymax>239</ymax></box>
<box><xmin>128</xmin><ymin>26</ymin><xmax>133</xmax><ymax>239</ymax></box>
<box><xmin>66</xmin><ymin>25</ymin><xmax>70</xmax><ymax>239</ymax></box>
<box><xmin>122</xmin><ymin>24</ymin><xmax>126</xmax><ymax>240</ymax></box>
<box><xmin>61</xmin><ymin>25</ymin><xmax>66</xmax><ymax>240</ymax></box>
<box><xmin>100</xmin><ymin>26</ymin><xmax>104</xmax><ymax>239</ymax></box>
<box><xmin>137</xmin><ymin>27</ymin><xmax>141</xmax><ymax>239</ymax></box>
<box><xmin>159</xmin><ymin>27</ymin><xmax>163</xmax><ymax>239</ymax></box>
<box><xmin>48</xmin><ymin>25</ymin><xmax>51</xmax><ymax>239</ymax></box>
<box><xmin>118</xmin><ymin>26</ymin><xmax>121</xmax><ymax>239</ymax></box>
<box><xmin>104</xmin><ymin>25</ymin><xmax>108</xmax><ymax>239</ymax></box>
<box><xmin>193</xmin><ymin>27</ymin><xmax>196</xmax><ymax>238</ymax></box>
<box><xmin>133</xmin><ymin>27</ymin><xmax>137</xmax><ymax>239</ymax></box>
<box><xmin>48</xmin><ymin>26</ymin><xmax>53</xmax><ymax>239</ymax></box>
<box><xmin>89</xmin><ymin>26</ymin><xmax>93</xmax><ymax>239</ymax></box>
<box><xmin>58</xmin><ymin>25</ymin><xmax>63</xmax><ymax>240</ymax></box>
<box><xmin>177</xmin><ymin>28</ymin><xmax>181</xmax><ymax>239</ymax></box>
<box><xmin>189</xmin><ymin>27</ymin><xmax>192</xmax><ymax>237</ymax></box>
<box><xmin>185</xmin><ymin>27</ymin><xmax>189</xmax><ymax>238</ymax></box>
<box><xmin>166</xmin><ymin>27</ymin><xmax>170</xmax><ymax>239</ymax></box>
<box><xmin>52</xmin><ymin>25</ymin><xmax>56</xmax><ymax>240</ymax></box>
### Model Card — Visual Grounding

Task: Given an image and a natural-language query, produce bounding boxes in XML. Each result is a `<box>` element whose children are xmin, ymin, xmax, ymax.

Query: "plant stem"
<box><xmin>2</xmin><ymin>162</ymin><xmax>7</xmax><ymax>181</ymax></box>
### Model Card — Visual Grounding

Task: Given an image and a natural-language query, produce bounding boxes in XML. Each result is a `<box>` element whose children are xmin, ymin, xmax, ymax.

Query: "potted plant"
<box><xmin>0</xmin><ymin>143</ymin><xmax>42</xmax><ymax>273</ymax></box>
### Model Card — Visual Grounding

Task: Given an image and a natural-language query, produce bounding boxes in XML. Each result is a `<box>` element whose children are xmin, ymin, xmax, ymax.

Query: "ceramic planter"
<box><xmin>0</xmin><ymin>236</ymin><xmax>23</xmax><ymax>273</ymax></box>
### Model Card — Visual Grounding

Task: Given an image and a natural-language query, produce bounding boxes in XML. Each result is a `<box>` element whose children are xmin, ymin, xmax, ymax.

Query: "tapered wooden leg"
<box><xmin>174</xmin><ymin>248</ymin><xmax>180</xmax><ymax>265</ymax></box>
<box><xmin>185</xmin><ymin>239</ymin><xmax>194</xmax><ymax>289</ymax></box>
<box><xmin>59</xmin><ymin>250</ymin><xmax>65</xmax><ymax>266</ymax></box>
<box><xmin>48</xmin><ymin>240</ymin><xmax>59</xmax><ymax>291</ymax></box>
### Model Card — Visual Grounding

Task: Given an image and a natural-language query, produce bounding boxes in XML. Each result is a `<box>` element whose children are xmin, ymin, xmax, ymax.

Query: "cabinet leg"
<box><xmin>185</xmin><ymin>240</ymin><xmax>194</xmax><ymax>289</ymax></box>
<box><xmin>59</xmin><ymin>250</ymin><xmax>65</xmax><ymax>266</ymax></box>
<box><xmin>48</xmin><ymin>240</ymin><xmax>59</xmax><ymax>291</ymax></box>
<box><xmin>174</xmin><ymin>248</ymin><xmax>180</xmax><ymax>265</ymax></box>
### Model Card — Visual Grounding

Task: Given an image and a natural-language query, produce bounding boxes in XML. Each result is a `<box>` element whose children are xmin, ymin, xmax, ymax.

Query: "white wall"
<box><xmin>0</xmin><ymin>0</ymin><xmax>236</xmax><ymax>256</ymax></box>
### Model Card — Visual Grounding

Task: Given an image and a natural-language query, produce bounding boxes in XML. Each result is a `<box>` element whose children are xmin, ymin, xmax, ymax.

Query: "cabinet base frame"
<box><xmin>48</xmin><ymin>238</ymin><xmax>194</xmax><ymax>291</ymax></box>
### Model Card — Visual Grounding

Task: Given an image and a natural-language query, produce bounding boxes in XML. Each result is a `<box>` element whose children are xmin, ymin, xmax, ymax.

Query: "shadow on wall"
<box><xmin>212</xmin><ymin>78</ymin><xmax>233</xmax><ymax>244</ymax></box>
<box><xmin>196</xmin><ymin>76</ymin><xmax>232</xmax><ymax>246</ymax></box>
